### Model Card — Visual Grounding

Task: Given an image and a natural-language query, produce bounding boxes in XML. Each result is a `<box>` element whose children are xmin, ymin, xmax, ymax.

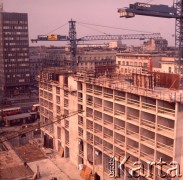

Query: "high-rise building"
<box><xmin>0</xmin><ymin>12</ymin><xmax>30</xmax><ymax>97</ymax></box>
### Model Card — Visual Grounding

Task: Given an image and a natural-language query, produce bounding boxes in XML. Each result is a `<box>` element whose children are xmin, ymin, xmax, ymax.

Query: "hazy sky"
<box><xmin>4</xmin><ymin>0</ymin><xmax>175</xmax><ymax>46</ymax></box>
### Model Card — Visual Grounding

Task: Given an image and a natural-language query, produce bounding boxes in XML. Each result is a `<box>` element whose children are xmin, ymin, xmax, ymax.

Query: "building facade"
<box><xmin>0</xmin><ymin>12</ymin><xmax>30</xmax><ymax>97</ymax></box>
<box><xmin>39</xmin><ymin>68</ymin><xmax>183</xmax><ymax>180</ymax></box>
<box><xmin>142</xmin><ymin>38</ymin><xmax>168</xmax><ymax>52</ymax></box>
<box><xmin>116</xmin><ymin>53</ymin><xmax>161</xmax><ymax>75</ymax></box>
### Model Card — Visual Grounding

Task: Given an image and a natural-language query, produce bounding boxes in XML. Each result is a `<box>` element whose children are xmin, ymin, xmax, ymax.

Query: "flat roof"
<box><xmin>1</xmin><ymin>107</ymin><xmax>21</xmax><ymax>112</ymax></box>
<box><xmin>5</xmin><ymin>113</ymin><xmax>31</xmax><ymax>121</ymax></box>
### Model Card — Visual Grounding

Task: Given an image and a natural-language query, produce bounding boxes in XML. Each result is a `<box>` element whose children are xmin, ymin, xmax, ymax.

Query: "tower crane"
<box><xmin>31</xmin><ymin>19</ymin><xmax>162</xmax><ymax>73</ymax></box>
<box><xmin>118</xmin><ymin>1</ymin><xmax>183</xmax><ymax>88</ymax></box>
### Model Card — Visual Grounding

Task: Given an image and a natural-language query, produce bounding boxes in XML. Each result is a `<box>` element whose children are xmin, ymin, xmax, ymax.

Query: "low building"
<box><xmin>116</xmin><ymin>53</ymin><xmax>161</xmax><ymax>75</ymax></box>
<box><xmin>142</xmin><ymin>38</ymin><xmax>168</xmax><ymax>52</ymax></box>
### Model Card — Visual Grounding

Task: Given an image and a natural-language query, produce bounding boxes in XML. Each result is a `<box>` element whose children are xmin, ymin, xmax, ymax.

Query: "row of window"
<box><xmin>4</xmin><ymin>58</ymin><xmax>29</xmax><ymax>62</ymax></box>
<box><xmin>3</xmin><ymin>26</ymin><xmax>28</xmax><ymax>30</ymax></box>
<box><xmin>6</xmin><ymin>73</ymin><xmax>30</xmax><ymax>78</ymax></box>
<box><xmin>4</xmin><ymin>31</ymin><xmax>28</xmax><ymax>35</ymax></box>
<box><xmin>117</xmin><ymin>55</ymin><xmax>150</xmax><ymax>59</ymax></box>
<box><xmin>3</xmin><ymin>37</ymin><xmax>28</xmax><ymax>41</ymax></box>
<box><xmin>5</xmin><ymin>68</ymin><xmax>30</xmax><ymax>73</ymax></box>
<box><xmin>118</xmin><ymin>61</ymin><xmax>148</xmax><ymax>67</ymax></box>
<box><xmin>4</xmin><ymin>42</ymin><xmax>28</xmax><ymax>46</ymax></box>
<box><xmin>3</xmin><ymin>20</ymin><xmax>28</xmax><ymax>24</ymax></box>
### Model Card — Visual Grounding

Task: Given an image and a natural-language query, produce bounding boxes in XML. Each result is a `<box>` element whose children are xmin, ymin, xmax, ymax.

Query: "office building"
<box><xmin>0</xmin><ymin>12</ymin><xmax>30</xmax><ymax>97</ymax></box>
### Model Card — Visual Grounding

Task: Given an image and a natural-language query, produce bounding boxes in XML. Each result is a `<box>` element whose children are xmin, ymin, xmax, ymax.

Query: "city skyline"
<box><xmin>4</xmin><ymin>0</ymin><xmax>175</xmax><ymax>46</ymax></box>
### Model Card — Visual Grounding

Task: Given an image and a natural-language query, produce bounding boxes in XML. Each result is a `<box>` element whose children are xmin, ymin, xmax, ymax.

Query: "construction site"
<box><xmin>33</xmin><ymin>65</ymin><xmax>182</xmax><ymax>180</ymax></box>
<box><xmin>1</xmin><ymin>0</ymin><xmax>183</xmax><ymax>180</ymax></box>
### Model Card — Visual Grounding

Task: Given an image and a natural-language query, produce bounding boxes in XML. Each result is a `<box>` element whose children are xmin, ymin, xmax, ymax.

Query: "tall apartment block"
<box><xmin>0</xmin><ymin>12</ymin><xmax>30</xmax><ymax>97</ymax></box>
<box><xmin>39</xmin><ymin>68</ymin><xmax>183</xmax><ymax>180</ymax></box>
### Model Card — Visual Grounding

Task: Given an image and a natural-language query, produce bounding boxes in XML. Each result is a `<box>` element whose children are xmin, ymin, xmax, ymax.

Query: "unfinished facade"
<box><xmin>39</xmin><ymin>68</ymin><xmax>183</xmax><ymax>180</ymax></box>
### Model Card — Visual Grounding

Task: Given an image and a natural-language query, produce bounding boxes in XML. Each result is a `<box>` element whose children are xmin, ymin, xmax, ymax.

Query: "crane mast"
<box><xmin>68</xmin><ymin>19</ymin><xmax>77</xmax><ymax>73</ymax></box>
<box><xmin>174</xmin><ymin>0</ymin><xmax>183</xmax><ymax>88</ymax></box>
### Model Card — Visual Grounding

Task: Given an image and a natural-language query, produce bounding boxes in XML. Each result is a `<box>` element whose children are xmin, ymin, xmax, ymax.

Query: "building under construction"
<box><xmin>39</xmin><ymin>66</ymin><xmax>183</xmax><ymax>180</ymax></box>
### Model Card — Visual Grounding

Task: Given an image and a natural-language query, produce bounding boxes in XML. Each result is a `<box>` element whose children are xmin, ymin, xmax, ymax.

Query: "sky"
<box><xmin>3</xmin><ymin>0</ymin><xmax>175</xmax><ymax>46</ymax></box>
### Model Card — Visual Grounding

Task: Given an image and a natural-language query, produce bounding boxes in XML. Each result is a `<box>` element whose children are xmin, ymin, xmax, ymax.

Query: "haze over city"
<box><xmin>4</xmin><ymin>0</ymin><xmax>175</xmax><ymax>46</ymax></box>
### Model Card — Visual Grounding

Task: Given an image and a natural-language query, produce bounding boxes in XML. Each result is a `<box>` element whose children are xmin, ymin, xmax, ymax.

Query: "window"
<box><xmin>169</xmin><ymin>67</ymin><xmax>172</xmax><ymax>73</ymax></box>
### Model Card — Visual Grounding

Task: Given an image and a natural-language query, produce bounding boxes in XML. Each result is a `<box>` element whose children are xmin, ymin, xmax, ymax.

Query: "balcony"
<box><xmin>114</xmin><ymin>148</ymin><xmax>125</xmax><ymax>159</ymax></box>
<box><xmin>94</xmin><ymin>128</ymin><xmax>102</xmax><ymax>137</ymax></box>
<box><xmin>114</xmin><ymin>137</ymin><xmax>125</xmax><ymax>149</ymax></box>
<box><xmin>103</xmin><ymin>119</ymin><xmax>113</xmax><ymax>129</ymax></box>
<box><xmin>126</xmin><ymin>129</ymin><xmax>139</xmax><ymax>140</ymax></box>
<box><xmin>78</xmin><ymin>129</ymin><xmax>83</xmax><ymax>138</ymax></box>
<box><xmin>127</xmin><ymin>98</ymin><xmax>140</xmax><ymax>108</ymax></box>
<box><xmin>141</xmin><ymin>102</ymin><xmax>156</xmax><ymax>113</ymax></box>
<box><xmin>86</xmin><ymin>122</ymin><xmax>93</xmax><ymax>132</ymax></box>
<box><xmin>94</xmin><ymin>89</ymin><xmax>102</xmax><ymax>96</ymax></box>
<box><xmin>125</xmin><ymin>159</ymin><xmax>134</xmax><ymax>170</ymax></box>
<box><xmin>103</xmin><ymin>106</ymin><xmax>113</xmax><ymax>114</ymax></box>
<box><xmin>86</xmin><ymin>112</ymin><xmax>93</xmax><ymax>120</ymax></box>
<box><xmin>114</xmin><ymin>110</ymin><xmax>125</xmax><ymax>120</ymax></box>
<box><xmin>126</xmin><ymin>144</ymin><xmax>139</xmax><ymax>156</ymax></box>
<box><xmin>114</xmin><ymin>124</ymin><xmax>125</xmax><ymax>134</ymax></box>
<box><xmin>94</xmin><ymin>103</ymin><xmax>102</xmax><ymax>110</ymax></box>
<box><xmin>157</xmin><ymin>124</ymin><xmax>174</xmax><ymax>137</ymax></box>
<box><xmin>94</xmin><ymin>116</ymin><xmax>102</xmax><ymax>125</ymax></box>
<box><xmin>86</xmin><ymin>100</ymin><xmax>93</xmax><ymax>107</ymax></box>
<box><xmin>86</xmin><ymin>86</ymin><xmax>93</xmax><ymax>94</ymax></box>
<box><xmin>127</xmin><ymin>114</ymin><xmax>139</xmax><ymax>125</ymax></box>
<box><xmin>156</xmin><ymin>142</ymin><xmax>173</xmax><ymax>156</ymax></box>
<box><xmin>140</xmin><ymin>151</ymin><xmax>154</xmax><ymax>162</ymax></box>
<box><xmin>78</xmin><ymin>118</ymin><xmax>83</xmax><ymax>127</ymax></box>
<box><xmin>94</xmin><ymin>140</ymin><xmax>102</xmax><ymax>150</ymax></box>
<box><xmin>114</xmin><ymin>95</ymin><xmax>125</xmax><ymax>103</ymax></box>
<box><xmin>141</xmin><ymin>118</ymin><xmax>155</xmax><ymax>131</ymax></box>
<box><xmin>103</xmin><ymin>132</ymin><xmax>113</xmax><ymax>143</ymax></box>
<box><xmin>140</xmin><ymin>135</ymin><xmax>155</xmax><ymax>148</ymax></box>
<box><xmin>103</xmin><ymin>145</ymin><xmax>113</xmax><ymax>156</ymax></box>
<box><xmin>87</xmin><ymin>136</ymin><xmax>93</xmax><ymax>145</ymax></box>
<box><xmin>158</xmin><ymin>106</ymin><xmax>175</xmax><ymax>118</ymax></box>
<box><xmin>104</xmin><ymin>92</ymin><xmax>113</xmax><ymax>99</ymax></box>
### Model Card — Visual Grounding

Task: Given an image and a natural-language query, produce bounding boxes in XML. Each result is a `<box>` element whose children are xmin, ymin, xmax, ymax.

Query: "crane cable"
<box><xmin>45</xmin><ymin>22</ymin><xmax>68</xmax><ymax>35</ymax></box>
<box><xmin>0</xmin><ymin>110</ymin><xmax>84</xmax><ymax>143</ymax></box>
<box><xmin>77</xmin><ymin>21</ymin><xmax>154</xmax><ymax>34</ymax></box>
<box><xmin>77</xmin><ymin>23</ymin><xmax>111</xmax><ymax>36</ymax></box>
